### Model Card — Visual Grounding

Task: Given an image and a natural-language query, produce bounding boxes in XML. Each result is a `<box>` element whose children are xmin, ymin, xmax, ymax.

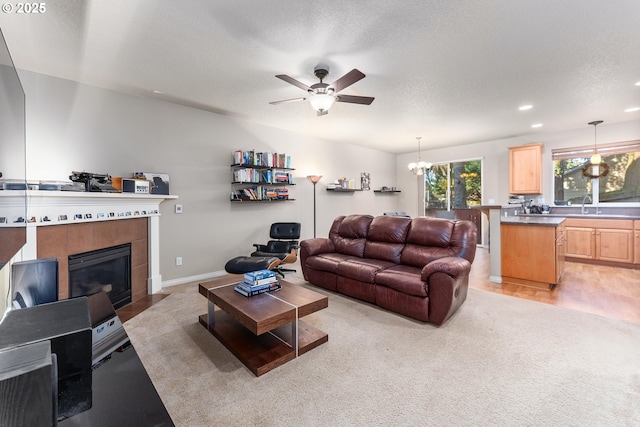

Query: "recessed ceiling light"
<box><xmin>519</xmin><ymin>105</ymin><xmax>533</xmax><ymax>111</ymax></box>
<box><xmin>152</xmin><ymin>90</ymin><xmax>164</xmax><ymax>94</ymax></box>
<box><xmin>625</xmin><ymin>107</ymin><xmax>640</xmax><ymax>113</ymax></box>
<box><xmin>635</xmin><ymin>81</ymin><xmax>640</xmax><ymax>86</ymax></box>
<box><xmin>531</xmin><ymin>123</ymin><xmax>543</xmax><ymax>128</ymax></box>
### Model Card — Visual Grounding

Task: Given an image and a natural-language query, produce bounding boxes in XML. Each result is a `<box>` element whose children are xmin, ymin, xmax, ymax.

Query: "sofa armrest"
<box><xmin>300</xmin><ymin>238</ymin><xmax>335</xmax><ymax>257</ymax></box>
<box><xmin>420</xmin><ymin>256</ymin><xmax>471</xmax><ymax>282</ymax></box>
<box><xmin>421</xmin><ymin>256</ymin><xmax>472</xmax><ymax>326</ymax></box>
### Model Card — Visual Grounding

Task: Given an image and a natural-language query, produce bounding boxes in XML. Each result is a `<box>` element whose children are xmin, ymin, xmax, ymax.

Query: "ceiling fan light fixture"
<box><xmin>309</xmin><ymin>93</ymin><xmax>335</xmax><ymax>113</ymax></box>
<box><xmin>271</xmin><ymin>67</ymin><xmax>373</xmax><ymax>115</ymax></box>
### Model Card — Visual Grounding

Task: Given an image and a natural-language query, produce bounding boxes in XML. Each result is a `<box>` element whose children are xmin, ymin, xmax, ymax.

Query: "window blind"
<box><xmin>552</xmin><ymin>140</ymin><xmax>640</xmax><ymax>160</ymax></box>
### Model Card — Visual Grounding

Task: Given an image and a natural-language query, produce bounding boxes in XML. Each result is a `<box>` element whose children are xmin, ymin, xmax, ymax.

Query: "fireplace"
<box><xmin>68</xmin><ymin>244</ymin><xmax>132</xmax><ymax>310</ymax></box>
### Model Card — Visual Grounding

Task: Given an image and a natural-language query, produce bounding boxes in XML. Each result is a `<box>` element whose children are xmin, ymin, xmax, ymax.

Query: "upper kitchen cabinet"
<box><xmin>509</xmin><ymin>143</ymin><xmax>542</xmax><ymax>194</ymax></box>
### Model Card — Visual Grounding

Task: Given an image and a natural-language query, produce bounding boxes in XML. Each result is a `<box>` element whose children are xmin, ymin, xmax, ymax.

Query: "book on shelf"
<box><xmin>234</xmin><ymin>282</ymin><xmax>281</xmax><ymax>297</ymax></box>
<box><xmin>232</xmin><ymin>150</ymin><xmax>292</xmax><ymax>169</ymax></box>
<box><xmin>275</xmin><ymin>187</ymin><xmax>289</xmax><ymax>199</ymax></box>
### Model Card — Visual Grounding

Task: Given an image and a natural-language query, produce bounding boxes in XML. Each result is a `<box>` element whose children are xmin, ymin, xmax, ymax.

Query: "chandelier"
<box><xmin>407</xmin><ymin>137</ymin><xmax>432</xmax><ymax>175</ymax></box>
<box><xmin>582</xmin><ymin>120</ymin><xmax>609</xmax><ymax>179</ymax></box>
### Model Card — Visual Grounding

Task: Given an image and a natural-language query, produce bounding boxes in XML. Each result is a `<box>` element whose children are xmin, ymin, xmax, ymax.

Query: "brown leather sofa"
<box><xmin>299</xmin><ymin>214</ymin><xmax>477</xmax><ymax>325</ymax></box>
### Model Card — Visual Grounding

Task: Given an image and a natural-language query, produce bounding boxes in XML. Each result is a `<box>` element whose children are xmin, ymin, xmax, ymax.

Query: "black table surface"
<box><xmin>59</xmin><ymin>344</ymin><xmax>174</xmax><ymax>427</ymax></box>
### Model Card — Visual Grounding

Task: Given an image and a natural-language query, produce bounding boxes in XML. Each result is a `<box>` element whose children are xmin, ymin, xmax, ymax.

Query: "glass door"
<box><xmin>425</xmin><ymin>160</ymin><xmax>482</xmax><ymax>216</ymax></box>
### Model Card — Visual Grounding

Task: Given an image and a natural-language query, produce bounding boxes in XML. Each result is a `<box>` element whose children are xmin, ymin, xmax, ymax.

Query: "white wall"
<box><xmin>17</xmin><ymin>70</ymin><xmax>399</xmax><ymax>284</ymax></box>
<box><xmin>395</xmin><ymin>120</ymin><xmax>640</xmax><ymax>217</ymax></box>
<box><xmin>15</xmin><ymin>70</ymin><xmax>640</xmax><ymax>286</ymax></box>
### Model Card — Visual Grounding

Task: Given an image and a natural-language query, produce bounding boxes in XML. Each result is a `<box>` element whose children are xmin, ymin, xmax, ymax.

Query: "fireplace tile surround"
<box><xmin>0</xmin><ymin>191</ymin><xmax>176</xmax><ymax>302</ymax></box>
<box><xmin>38</xmin><ymin>219</ymin><xmax>147</xmax><ymax>302</ymax></box>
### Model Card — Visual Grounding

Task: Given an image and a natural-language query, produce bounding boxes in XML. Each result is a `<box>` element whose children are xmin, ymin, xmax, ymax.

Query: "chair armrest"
<box><xmin>253</xmin><ymin>244</ymin><xmax>268</xmax><ymax>251</ymax></box>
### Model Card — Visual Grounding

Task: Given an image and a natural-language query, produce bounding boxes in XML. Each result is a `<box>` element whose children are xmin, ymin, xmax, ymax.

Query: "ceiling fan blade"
<box><xmin>329</xmin><ymin>69</ymin><xmax>366</xmax><ymax>93</ymax></box>
<box><xmin>269</xmin><ymin>97</ymin><xmax>307</xmax><ymax>105</ymax></box>
<box><xmin>336</xmin><ymin>94</ymin><xmax>375</xmax><ymax>105</ymax></box>
<box><xmin>275</xmin><ymin>74</ymin><xmax>312</xmax><ymax>91</ymax></box>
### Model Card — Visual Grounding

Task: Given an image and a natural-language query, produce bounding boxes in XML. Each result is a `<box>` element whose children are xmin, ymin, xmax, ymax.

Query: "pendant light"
<box><xmin>590</xmin><ymin>120</ymin><xmax>603</xmax><ymax>164</ymax></box>
<box><xmin>582</xmin><ymin>120</ymin><xmax>610</xmax><ymax>179</ymax></box>
<box><xmin>407</xmin><ymin>137</ymin><xmax>432</xmax><ymax>175</ymax></box>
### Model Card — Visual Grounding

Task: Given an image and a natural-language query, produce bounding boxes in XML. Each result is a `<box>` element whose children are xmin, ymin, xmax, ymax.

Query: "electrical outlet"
<box><xmin>175</xmin><ymin>204</ymin><xmax>183</xmax><ymax>214</ymax></box>
<box><xmin>176</xmin><ymin>257</ymin><xmax>182</xmax><ymax>266</ymax></box>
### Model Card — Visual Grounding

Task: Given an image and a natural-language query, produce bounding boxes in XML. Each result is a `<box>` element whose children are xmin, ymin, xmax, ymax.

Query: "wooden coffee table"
<box><xmin>198</xmin><ymin>279</ymin><xmax>328</xmax><ymax>376</ymax></box>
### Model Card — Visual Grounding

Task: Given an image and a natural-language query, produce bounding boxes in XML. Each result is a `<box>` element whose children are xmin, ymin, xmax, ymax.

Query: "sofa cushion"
<box><xmin>336</xmin><ymin>258</ymin><xmax>396</xmax><ymax>283</ymax></box>
<box><xmin>363</xmin><ymin>215</ymin><xmax>411</xmax><ymax>263</ymax></box>
<box><xmin>332</xmin><ymin>215</ymin><xmax>373</xmax><ymax>257</ymax></box>
<box><xmin>374</xmin><ymin>264</ymin><xmax>428</xmax><ymax>297</ymax></box>
<box><xmin>402</xmin><ymin>217</ymin><xmax>457</xmax><ymax>268</ymax></box>
<box><xmin>305</xmin><ymin>253</ymin><xmax>356</xmax><ymax>274</ymax></box>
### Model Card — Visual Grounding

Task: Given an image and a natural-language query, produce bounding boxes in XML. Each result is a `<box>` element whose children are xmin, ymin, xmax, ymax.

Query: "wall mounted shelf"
<box><xmin>230</xmin><ymin>155</ymin><xmax>294</xmax><ymax>202</ymax></box>
<box><xmin>230</xmin><ymin>198</ymin><xmax>295</xmax><ymax>202</ymax></box>
<box><xmin>374</xmin><ymin>190</ymin><xmax>401</xmax><ymax>193</ymax></box>
<box><xmin>326</xmin><ymin>188</ymin><xmax>362</xmax><ymax>192</ymax></box>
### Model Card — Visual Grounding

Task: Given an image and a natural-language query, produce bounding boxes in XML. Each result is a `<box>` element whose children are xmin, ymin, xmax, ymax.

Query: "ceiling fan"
<box><xmin>269</xmin><ymin>66</ymin><xmax>375</xmax><ymax>116</ymax></box>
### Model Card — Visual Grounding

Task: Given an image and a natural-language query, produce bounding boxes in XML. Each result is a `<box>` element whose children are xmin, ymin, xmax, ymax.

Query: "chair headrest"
<box><xmin>270</xmin><ymin>222</ymin><xmax>301</xmax><ymax>239</ymax></box>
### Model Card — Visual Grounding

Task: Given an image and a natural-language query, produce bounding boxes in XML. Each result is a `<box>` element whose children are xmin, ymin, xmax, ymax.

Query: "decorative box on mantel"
<box><xmin>0</xmin><ymin>190</ymin><xmax>178</xmax><ymax>296</ymax></box>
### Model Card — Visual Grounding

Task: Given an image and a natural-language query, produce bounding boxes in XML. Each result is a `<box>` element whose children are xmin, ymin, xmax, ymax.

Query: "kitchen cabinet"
<box><xmin>565</xmin><ymin>227</ymin><xmax>596</xmax><ymax>259</ymax></box>
<box><xmin>508</xmin><ymin>143</ymin><xmax>542</xmax><ymax>194</ymax></box>
<box><xmin>634</xmin><ymin>220</ymin><xmax>640</xmax><ymax>264</ymax></box>
<box><xmin>564</xmin><ymin>218</ymin><xmax>634</xmax><ymax>264</ymax></box>
<box><xmin>501</xmin><ymin>220</ymin><xmax>565</xmax><ymax>290</ymax></box>
<box><xmin>556</xmin><ymin>223</ymin><xmax>566</xmax><ymax>280</ymax></box>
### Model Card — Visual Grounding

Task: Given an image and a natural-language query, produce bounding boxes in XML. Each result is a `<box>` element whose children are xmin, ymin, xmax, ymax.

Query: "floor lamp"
<box><xmin>306</xmin><ymin>175</ymin><xmax>322</xmax><ymax>238</ymax></box>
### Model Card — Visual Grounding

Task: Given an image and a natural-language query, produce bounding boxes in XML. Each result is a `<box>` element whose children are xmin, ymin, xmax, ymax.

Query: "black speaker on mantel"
<box><xmin>0</xmin><ymin>298</ymin><xmax>93</xmax><ymax>421</ymax></box>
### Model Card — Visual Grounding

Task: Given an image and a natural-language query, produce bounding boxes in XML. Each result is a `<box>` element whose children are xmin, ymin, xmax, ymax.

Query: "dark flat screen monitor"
<box><xmin>11</xmin><ymin>258</ymin><xmax>59</xmax><ymax>309</ymax></box>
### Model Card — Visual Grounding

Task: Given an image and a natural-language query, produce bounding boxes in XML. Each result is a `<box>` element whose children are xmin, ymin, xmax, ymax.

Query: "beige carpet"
<box><xmin>124</xmin><ymin>281</ymin><xmax>640</xmax><ymax>427</ymax></box>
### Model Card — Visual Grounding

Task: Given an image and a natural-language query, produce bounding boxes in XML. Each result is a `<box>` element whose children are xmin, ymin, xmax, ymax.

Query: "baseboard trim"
<box><xmin>489</xmin><ymin>275</ymin><xmax>502</xmax><ymax>284</ymax></box>
<box><xmin>162</xmin><ymin>270</ymin><xmax>227</xmax><ymax>288</ymax></box>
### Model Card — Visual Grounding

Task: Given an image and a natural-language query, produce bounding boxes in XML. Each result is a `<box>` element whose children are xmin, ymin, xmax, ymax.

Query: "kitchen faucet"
<box><xmin>581</xmin><ymin>195</ymin><xmax>592</xmax><ymax>214</ymax></box>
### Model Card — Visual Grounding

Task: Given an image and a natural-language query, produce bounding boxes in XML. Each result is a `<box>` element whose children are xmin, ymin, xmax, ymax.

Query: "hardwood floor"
<box><xmin>117</xmin><ymin>293</ymin><xmax>170</xmax><ymax>323</ymax></box>
<box><xmin>118</xmin><ymin>247</ymin><xmax>640</xmax><ymax>324</ymax></box>
<box><xmin>469</xmin><ymin>247</ymin><xmax>640</xmax><ymax>324</ymax></box>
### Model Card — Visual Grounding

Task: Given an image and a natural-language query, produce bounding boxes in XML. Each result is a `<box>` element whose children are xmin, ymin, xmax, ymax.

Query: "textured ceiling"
<box><xmin>1</xmin><ymin>0</ymin><xmax>639</xmax><ymax>154</ymax></box>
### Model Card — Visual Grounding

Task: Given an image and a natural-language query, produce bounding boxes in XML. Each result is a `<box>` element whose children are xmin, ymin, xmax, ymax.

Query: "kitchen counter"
<box><xmin>477</xmin><ymin>204</ymin><xmax>639</xmax><ymax>285</ymax></box>
<box><xmin>501</xmin><ymin>219</ymin><xmax>566</xmax><ymax>290</ymax></box>
<box><xmin>531</xmin><ymin>213</ymin><xmax>640</xmax><ymax>220</ymax></box>
<box><xmin>501</xmin><ymin>215</ymin><xmax>566</xmax><ymax>226</ymax></box>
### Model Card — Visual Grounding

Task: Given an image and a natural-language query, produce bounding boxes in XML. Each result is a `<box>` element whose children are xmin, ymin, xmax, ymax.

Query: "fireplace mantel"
<box><xmin>1</xmin><ymin>190</ymin><xmax>177</xmax><ymax>295</ymax></box>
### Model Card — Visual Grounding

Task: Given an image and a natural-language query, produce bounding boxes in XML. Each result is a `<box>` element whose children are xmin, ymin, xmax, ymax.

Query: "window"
<box><xmin>424</xmin><ymin>159</ymin><xmax>482</xmax><ymax>215</ymax></box>
<box><xmin>552</xmin><ymin>140</ymin><xmax>640</xmax><ymax>204</ymax></box>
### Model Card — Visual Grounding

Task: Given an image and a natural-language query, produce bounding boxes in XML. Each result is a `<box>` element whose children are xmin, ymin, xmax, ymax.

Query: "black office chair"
<box><xmin>250</xmin><ymin>222</ymin><xmax>300</xmax><ymax>277</ymax></box>
<box><xmin>224</xmin><ymin>222</ymin><xmax>301</xmax><ymax>278</ymax></box>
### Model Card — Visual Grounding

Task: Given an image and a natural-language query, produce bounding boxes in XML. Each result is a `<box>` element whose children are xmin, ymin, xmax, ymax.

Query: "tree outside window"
<box><xmin>553</xmin><ymin>142</ymin><xmax>640</xmax><ymax>204</ymax></box>
<box><xmin>425</xmin><ymin>159</ymin><xmax>482</xmax><ymax>215</ymax></box>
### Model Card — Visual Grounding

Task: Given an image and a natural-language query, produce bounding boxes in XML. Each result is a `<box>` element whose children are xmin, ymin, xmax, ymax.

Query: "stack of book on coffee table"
<box><xmin>234</xmin><ymin>269</ymin><xmax>281</xmax><ymax>297</ymax></box>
